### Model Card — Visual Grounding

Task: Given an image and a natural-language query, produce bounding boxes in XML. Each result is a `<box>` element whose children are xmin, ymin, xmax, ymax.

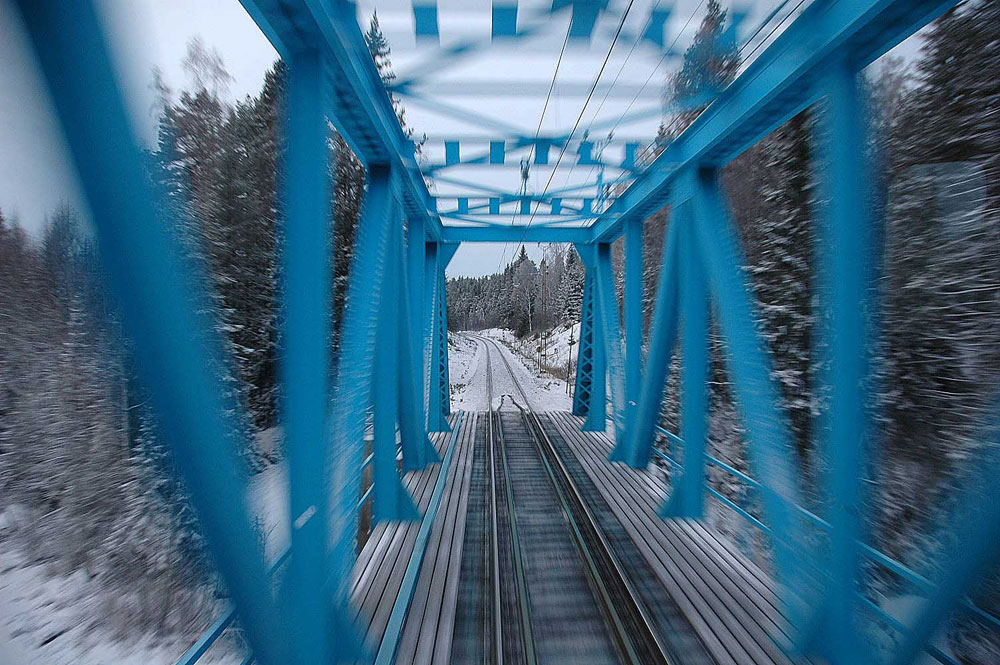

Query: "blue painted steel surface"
<box><xmin>413</xmin><ymin>3</ymin><xmax>440</xmax><ymax>41</ymax></box>
<box><xmin>441</xmin><ymin>226</ymin><xmax>594</xmax><ymax>243</ymax></box>
<box><xmin>492</xmin><ymin>3</ymin><xmax>519</xmax><ymax>38</ymax></box>
<box><xmin>22</xmin><ymin>0</ymin><xmax>1000</xmax><ymax>663</ymax></box>
<box><xmin>427</xmin><ymin>242</ymin><xmax>458</xmax><ymax>432</ymax></box>
<box><xmin>239</xmin><ymin>0</ymin><xmax>441</xmax><ymax>238</ymax></box>
<box><xmin>174</xmin><ymin>610</ymin><xmax>237</xmax><ymax>665</ymax></box>
<box><xmin>591</xmin><ymin>0</ymin><xmax>962</xmax><ymax>243</ymax></box>
<box><xmin>374</xmin><ymin>197</ymin><xmax>422</xmax><ymax>523</ymax></box>
<box><xmin>885</xmin><ymin>436</ymin><xmax>1000</xmax><ymax>665</ymax></box>
<box><xmin>399</xmin><ymin>218</ymin><xmax>440</xmax><ymax>471</ymax></box>
<box><xmin>573</xmin><ymin>273</ymin><xmax>597</xmax><ymax>417</ymax></box>
<box><xmin>422</xmin><ymin>242</ymin><xmax>439</xmax><ymax>429</ymax></box>
<box><xmin>14</xmin><ymin>3</ymin><xmax>287</xmax><ymax>663</ymax></box>
<box><xmin>578</xmin><ymin>252</ymin><xmax>608</xmax><ymax>432</ymax></box>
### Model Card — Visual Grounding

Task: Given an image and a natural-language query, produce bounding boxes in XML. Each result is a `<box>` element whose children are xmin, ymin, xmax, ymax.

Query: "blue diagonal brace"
<box><xmin>689</xmin><ymin>166</ymin><xmax>810</xmax><ymax>626</ymax></box>
<box><xmin>886</xmin><ymin>441</ymin><xmax>1000</xmax><ymax>665</ymax></box>
<box><xmin>617</xmin><ymin>195</ymin><xmax>684</xmax><ymax>468</ymax></box>
<box><xmin>326</xmin><ymin>163</ymin><xmax>412</xmax><ymax>661</ymax></box>
<box><xmin>623</xmin><ymin>217</ymin><xmax>644</xmax><ymax>435</ymax></box>
<box><xmin>576</xmin><ymin>246</ymin><xmax>608</xmax><ymax>432</ymax></box>
<box><xmin>13</xmin><ymin>3</ymin><xmax>289</xmax><ymax>664</ymax></box>
<box><xmin>427</xmin><ymin>244</ymin><xmax>453</xmax><ymax>432</ymax></box>
<box><xmin>283</xmin><ymin>48</ymin><xmax>364</xmax><ymax>665</ymax></box>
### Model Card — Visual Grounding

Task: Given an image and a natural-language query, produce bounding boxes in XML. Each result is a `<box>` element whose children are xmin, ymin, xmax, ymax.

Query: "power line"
<box><xmin>557</xmin><ymin>0</ymin><xmax>707</xmax><ymax>215</ymax></box>
<box><xmin>514</xmin><ymin>0</ymin><xmax>637</xmax><ymax>248</ymax></box>
<box><xmin>494</xmin><ymin>20</ymin><xmax>572</xmax><ymax>274</ymax></box>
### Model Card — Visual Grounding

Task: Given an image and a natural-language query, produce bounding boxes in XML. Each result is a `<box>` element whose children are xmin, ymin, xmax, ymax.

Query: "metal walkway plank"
<box><xmin>547</xmin><ymin>412</ymin><xmax>804</xmax><ymax>665</ymax></box>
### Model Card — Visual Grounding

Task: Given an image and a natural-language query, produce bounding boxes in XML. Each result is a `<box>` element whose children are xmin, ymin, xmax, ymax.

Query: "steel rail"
<box><xmin>481</xmin><ymin>338</ymin><xmax>505</xmax><ymax>665</ymax></box>
<box><xmin>476</xmin><ymin>335</ymin><xmax>536</xmax><ymax>665</ymax></box>
<box><xmin>477</xmin><ymin>335</ymin><xmax>671</xmax><ymax>665</ymax></box>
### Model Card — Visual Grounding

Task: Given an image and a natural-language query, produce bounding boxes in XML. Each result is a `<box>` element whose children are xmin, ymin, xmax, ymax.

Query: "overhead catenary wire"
<box><xmin>557</xmin><ymin>0</ymin><xmax>707</xmax><ymax>215</ymax></box>
<box><xmin>512</xmin><ymin>0</ymin><xmax>637</xmax><ymax>253</ymax></box>
<box><xmin>494</xmin><ymin>22</ymin><xmax>572</xmax><ymax>274</ymax></box>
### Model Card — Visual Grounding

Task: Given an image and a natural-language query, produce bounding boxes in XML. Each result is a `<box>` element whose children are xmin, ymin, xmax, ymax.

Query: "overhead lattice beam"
<box><xmin>240</xmin><ymin>0</ymin><xmax>442</xmax><ymax>240</ymax></box>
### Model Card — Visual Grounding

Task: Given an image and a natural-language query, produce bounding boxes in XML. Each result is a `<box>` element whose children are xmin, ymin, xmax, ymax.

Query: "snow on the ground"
<box><xmin>450</xmin><ymin>328</ymin><xmax>573</xmax><ymax>412</ymax></box>
<box><xmin>248</xmin><ymin>461</ymin><xmax>288</xmax><ymax>565</ymax></box>
<box><xmin>0</xmin><ymin>537</ymin><xmax>240</xmax><ymax>665</ymax></box>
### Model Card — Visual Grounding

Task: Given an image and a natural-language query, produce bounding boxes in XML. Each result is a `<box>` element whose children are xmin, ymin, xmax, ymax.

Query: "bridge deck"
<box><xmin>353</xmin><ymin>411</ymin><xmax>801</xmax><ymax>665</ymax></box>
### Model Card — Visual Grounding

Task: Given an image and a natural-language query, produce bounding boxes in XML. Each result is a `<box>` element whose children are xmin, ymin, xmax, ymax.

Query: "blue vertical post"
<box><xmin>596</xmin><ymin>243</ymin><xmax>627</xmax><ymax>447</ymax></box>
<box><xmin>283</xmin><ymin>48</ymin><xmax>334</xmax><ymax>665</ymax></box>
<box><xmin>14</xmin><ymin>3</ymin><xmax>286</xmax><ymax>663</ymax></box>
<box><xmin>802</xmin><ymin>55</ymin><xmax>874</xmax><ymax>664</ymax></box>
<box><xmin>398</xmin><ymin>219</ymin><xmax>438</xmax><ymax>470</ymax></box>
<box><xmin>573</xmin><ymin>272</ymin><xmax>596</xmax><ymax>417</ymax></box>
<box><xmin>624</xmin><ymin>217</ymin><xmax>644</xmax><ymax>434</ymax></box>
<box><xmin>662</xmin><ymin>220</ymin><xmax>709</xmax><ymax>518</ymax></box>
<box><xmin>407</xmin><ymin>217</ymin><xmax>428</xmax><ymax>433</ymax></box>
<box><xmin>373</xmin><ymin>204</ymin><xmax>420</xmax><ymax>522</ymax></box>
<box><xmin>439</xmin><ymin>276</ymin><xmax>451</xmax><ymax>416</ymax></box>
<box><xmin>619</xmin><ymin>196</ymin><xmax>685</xmax><ymax>468</ymax></box>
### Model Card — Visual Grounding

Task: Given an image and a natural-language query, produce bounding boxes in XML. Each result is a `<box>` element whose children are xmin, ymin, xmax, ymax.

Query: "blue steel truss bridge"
<box><xmin>9</xmin><ymin>1</ymin><xmax>999</xmax><ymax>665</ymax></box>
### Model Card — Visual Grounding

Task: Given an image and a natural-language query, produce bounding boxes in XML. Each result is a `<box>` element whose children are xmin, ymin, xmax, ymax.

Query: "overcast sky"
<box><xmin>0</xmin><ymin>0</ymin><xmax>923</xmax><ymax>277</ymax></box>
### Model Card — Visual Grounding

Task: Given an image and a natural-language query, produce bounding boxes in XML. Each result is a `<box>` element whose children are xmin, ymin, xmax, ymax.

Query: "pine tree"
<box><xmin>662</xmin><ymin>0</ymin><xmax>740</xmax><ymax>139</ymax></box>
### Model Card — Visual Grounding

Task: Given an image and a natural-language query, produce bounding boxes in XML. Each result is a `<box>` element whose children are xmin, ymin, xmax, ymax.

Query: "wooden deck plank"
<box><xmin>349</xmin><ymin>427</ymin><xmax>451</xmax><ymax>643</ymax></box>
<box><xmin>397</xmin><ymin>413</ymin><xmax>477</xmax><ymax>665</ymax></box>
<box><xmin>547</xmin><ymin>414</ymin><xmax>749</xmax><ymax>665</ymax></box>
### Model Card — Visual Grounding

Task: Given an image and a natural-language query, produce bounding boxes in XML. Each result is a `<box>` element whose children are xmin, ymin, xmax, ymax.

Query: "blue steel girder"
<box><xmin>399</xmin><ymin>216</ymin><xmax>439</xmax><ymax>471</ymax></box>
<box><xmin>394</xmin><ymin>79</ymin><xmax>663</xmax><ymax>99</ymax></box>
<box><xmin>13</xmin><ymin>3</ymin><xmax>291</xmax><ymax>664</ymax></box>
<box><xmin>687</xmin><ymin>166</ymin><xmax>811</xmax><ymax>629</ymax></box>
<box><xmin>575</xmin><ymin>245</ymin><xmax>614</xmax><ymax>433</ymax></box>
<box><xmin>391</xmin><ymin>0</ymin><xmax>658</xmax><ymax>89</ymax></box>
<box><xmin>591</xmin><ymin>0</ymin><xmax>963</xmax><ymax>243</ymax></box>
<box><xmin>623</xmin><ymin>217</ymin><xmax>643</xmax><ymax>424</ymax></box>
<box><xmin>441</xmin><ymin>225</ymin><xmax>595</xmax><ymax>243</ymax></box>
<box><xmin>327</xmin><ymin>164</ymin><xmax>415</xmax><ymax>647</ymax></box>
<box><xmin>239</xmin><ymin>0</ymin><xmax>442</xmax><ymax>241</ymax></box>
<box><xmin>620</xmin><ymin>196</ymin><xmax>683</xmax><ymax>469</ymax></box>
<box><xmin>797</xmin><ymin>52</ymin><xmax>877</xmax><ymax>664</ymax></box>
<box><xmin>283</xmin><ymin>48</ymin><xmax>361</xmax><ymax>664</ymax></box>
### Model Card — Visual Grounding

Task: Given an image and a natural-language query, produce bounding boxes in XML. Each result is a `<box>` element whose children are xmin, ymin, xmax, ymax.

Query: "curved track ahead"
<box><xmin>457</xmin><ymin>335</ymin><xmax>671</xmax><ymax>665</ymax></box>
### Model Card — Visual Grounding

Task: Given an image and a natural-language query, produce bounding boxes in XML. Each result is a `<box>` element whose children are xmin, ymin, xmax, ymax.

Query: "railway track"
<box><xmin>464</xmin><ymin>334</ymin><xmax>671</xmax><ymax>665</ymax></box>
